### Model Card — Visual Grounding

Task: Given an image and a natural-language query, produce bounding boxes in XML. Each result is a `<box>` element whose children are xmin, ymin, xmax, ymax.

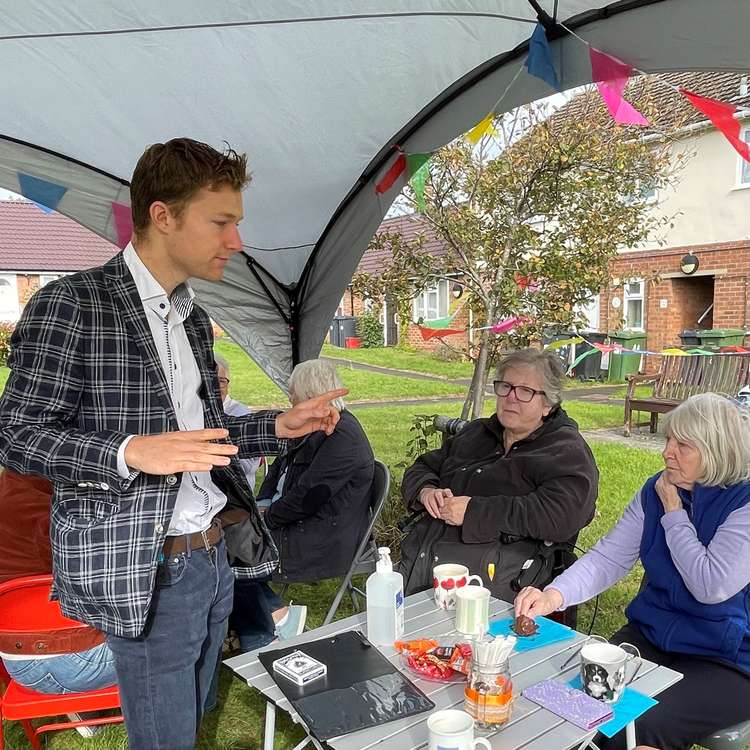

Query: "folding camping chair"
<box><xmin>277</xmin><ymin>459</ymin><xmax>391</xmax><ymax>626</ymax></box>
<box><xmin>0</xmin><ymin>574</ymin><xmax>123</xmax><ymax>750</ymax></box>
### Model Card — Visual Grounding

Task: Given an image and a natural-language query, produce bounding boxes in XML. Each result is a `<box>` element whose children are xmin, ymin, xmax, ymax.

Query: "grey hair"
<box><xmin>663</xmin><ymin>393</ymin><xmax>750</xmax><ymax>487</ymax></box>
<box><xmin>495</xmin><ymin>348</ymin><xmax>566</xmax><ymax>407</ymax></box>
<box><xmin>288</xmin><ymin>359</ymin><xmax>346</xmax><ymax>411</ymax></box>
<box><xmin>214</xmin><ymin>353</ymin><xmax>229</xmax><ymax>374</ymax></box>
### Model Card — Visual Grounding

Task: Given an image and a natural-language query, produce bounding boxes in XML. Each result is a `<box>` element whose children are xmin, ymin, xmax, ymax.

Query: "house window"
<box><xmin>740</xmin><ymin>127</ymin><xmax>750</xmax><ymax>187</ymax></box>
<box><xmin>39</xmin><ymin>274</ymin><xmax>60</xmax><ymax>287</ymax></box>
<box><xmin>623</xmin><ymin>280</ymin><xmax>645</xmax><ymax>331</ymax></box>
<box><xmin>363</xmin><ymin>298</ymin><xmax>374</xmax><ymax>314</ymax></box>
<box><xmin>412</xmin><ymin>279</ymin><xmax>449</xmax><ymax>322</ymax></box>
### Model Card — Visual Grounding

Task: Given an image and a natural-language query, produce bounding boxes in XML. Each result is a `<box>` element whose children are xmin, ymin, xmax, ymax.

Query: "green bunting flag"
<box><xmin>407</xmin><ymin>153</ymin><xmax>430</xmax><ymax>212</ymax></box>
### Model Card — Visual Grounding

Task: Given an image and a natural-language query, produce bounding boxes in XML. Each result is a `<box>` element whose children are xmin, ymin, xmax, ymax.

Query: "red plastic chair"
<box><xmin>0</xmin><ymin>574</ymin><xmax>123</xmax><ymax>749</ymax></box>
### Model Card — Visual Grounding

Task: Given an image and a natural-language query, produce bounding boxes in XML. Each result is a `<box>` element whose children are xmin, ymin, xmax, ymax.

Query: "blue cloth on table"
<box><xmin>568</xmin><ymin>676</ymin><xmax>658</xmax><ymax>738</ymax></box>
<box><xmin>488</xmin><ymin>615</ymin><xmax>576</xmax><ymax>652</ymax></box>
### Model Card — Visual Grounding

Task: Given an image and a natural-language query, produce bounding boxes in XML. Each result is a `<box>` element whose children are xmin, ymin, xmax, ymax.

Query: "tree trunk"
<box><xmin>470</xmin><ymin>332</ymin><xmax>491</xmax><ymax>419</ymax></box>
<box><xmin>461</xmin><ymin>383</ymin><xmax>474</xmax><ymax>420</ymax></box>
<box><xmin>468</xmin><ymin>299</ymin><xmax>496</xmax><ymax>419</ymax></box>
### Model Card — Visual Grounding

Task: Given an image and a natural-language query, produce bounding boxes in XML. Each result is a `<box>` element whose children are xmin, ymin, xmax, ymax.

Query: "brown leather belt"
<box><xmin>162</xmin><ymin>518</ymin><xmax>223</xmax><ymax>557</ymax></box>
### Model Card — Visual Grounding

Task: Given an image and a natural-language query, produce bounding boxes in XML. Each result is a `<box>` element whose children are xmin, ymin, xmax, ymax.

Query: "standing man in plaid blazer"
<box><xmin>0</xmin><ymin>139</ymin><xmax>345</xmax><ymax>748</ymax></box>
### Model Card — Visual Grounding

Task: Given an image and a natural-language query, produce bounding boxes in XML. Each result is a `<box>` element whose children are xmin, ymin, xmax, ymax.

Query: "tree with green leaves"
<box><xmin>354</xmin><ymin>86</ymin><xmax>687</xmax><ymax>419</ymax></box>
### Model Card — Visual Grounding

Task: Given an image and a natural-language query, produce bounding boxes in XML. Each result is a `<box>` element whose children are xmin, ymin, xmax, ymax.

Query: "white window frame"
<box><xmin>737</xmin><ymin>126</ymin><xmax>750</xmax><ymax>188</ymax></box>
<box><xmin>412</xmin><ymin>279</ymin><xmax>449</xmax><ymax>322</ymax></box>
<box><xmin>39</xmin><ymin>274</ymin><xmax>60</xmax><ymax>287</ymax></box>
<box><xmin>622</xmin><ymin>279</ymin><xmax>645</xmax><ymax>332</ymax></box>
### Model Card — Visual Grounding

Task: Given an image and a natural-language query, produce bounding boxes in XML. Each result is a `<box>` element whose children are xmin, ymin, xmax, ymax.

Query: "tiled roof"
<box><xmin>355</xmin><ymin>213</ymin><xmax>447</xmax><ymax>275</ymax></box>
<box><xmin>554</xmin><ymin>71</ymin><xmax>750</xmax><ymax>133</ymax></box>
<box><xmin>0</xmin><ymin>200</ymin><xmax>118</xmax><ymax>272</ymax></box>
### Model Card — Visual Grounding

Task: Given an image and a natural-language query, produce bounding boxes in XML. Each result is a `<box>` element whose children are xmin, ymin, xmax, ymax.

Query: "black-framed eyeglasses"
<box><xmin>218</xmin><ymin>377</ymin><xmax>230</xmax><ymax>387</ymax></box>
<box><xmin>493</xmin><ymin>380</ymin><xmax>545</xmax><ymax>403</ymax></box>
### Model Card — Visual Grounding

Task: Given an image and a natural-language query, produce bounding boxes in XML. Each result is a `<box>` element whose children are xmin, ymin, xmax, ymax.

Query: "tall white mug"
<box><xmin>427</xmin><ymin>709</ymin><xmax>491</xmax><ymax>750</ymax></box>
<box><xmin>455</xmin><ymin>585</ymin><xmax>490</xmax><ymax>637</ymax></box>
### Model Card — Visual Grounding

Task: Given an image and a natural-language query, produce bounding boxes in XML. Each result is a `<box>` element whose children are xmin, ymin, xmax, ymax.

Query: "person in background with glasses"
<box><xmin>215</xmin><ymin>353</ymin><xmax>262</xmax><ymax>490</ymax></box>
<box><xmin>399</xmin><ymin>348</ymin><xmax>598</xmax><ymax>604</ymax></box>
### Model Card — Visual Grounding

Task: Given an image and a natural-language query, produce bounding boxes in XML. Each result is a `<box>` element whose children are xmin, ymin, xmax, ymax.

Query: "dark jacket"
<box><xmin>399</xmin><ymin>408</ymin><xmax>598</xmax><ymax>600</ymax></box>
<box><xmin>402</xmin><ymin>408</ymin><xmax>598</xmax><ymax>543</ymax></box>
<box><xmin>261</xmin><ymin>410</ymin><xmax>375</xmax><ymax>582</ymax></box>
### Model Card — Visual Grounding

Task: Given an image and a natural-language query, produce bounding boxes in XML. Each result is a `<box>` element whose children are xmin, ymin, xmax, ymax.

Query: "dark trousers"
<box><xmin>597</xmin><ymin>622</ymin><xmax>750</xmax><ymax>750</ymax></box>
<box><xmin>231</xmin><ymin>577</ymin><xmax>284</xmax><ymax>652</ymax></box>
<box><xmin>106</xmin><ymin>537</ymin><xmax>234</xmax><ymax>750</ymax></box>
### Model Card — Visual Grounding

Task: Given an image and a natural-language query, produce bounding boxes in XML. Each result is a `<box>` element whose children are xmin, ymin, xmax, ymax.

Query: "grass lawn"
<box><xmin>218</xmin><ymin>340</ymin><xmax>466</xmax><ymax>405</ymax></box>
<box><xmin>321</xmin><ymin>343</ymin><xmax>474</xmax><ymax>379</ymax></box>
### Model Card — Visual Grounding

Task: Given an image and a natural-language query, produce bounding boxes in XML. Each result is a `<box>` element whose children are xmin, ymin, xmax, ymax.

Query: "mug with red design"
<box><xmin>433</xmin><ymin>564</ymin><xmax>483</xmax><ymax>610</ymax></box>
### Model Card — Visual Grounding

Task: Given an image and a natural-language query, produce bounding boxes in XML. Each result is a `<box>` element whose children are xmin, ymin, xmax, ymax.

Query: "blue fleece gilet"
<box><xmin>626</xmin><ymin>473</ymin><xmax>750</xmax><ymax>673</ymax></box>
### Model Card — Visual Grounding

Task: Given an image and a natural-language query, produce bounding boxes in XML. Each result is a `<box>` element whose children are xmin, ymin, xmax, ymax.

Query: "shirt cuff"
<box><xmin>660</xmin><ymin>508</ymin><xmax>690</xmax><ymax>531</ymax></box>
<box><xmin>117</xmin><ymin>435</ymin><xmax>136</xmax><ymax>478</ymax></box>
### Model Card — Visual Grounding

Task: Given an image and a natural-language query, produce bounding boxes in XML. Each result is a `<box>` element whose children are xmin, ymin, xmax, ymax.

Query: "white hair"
<box><xmin>214</xmin><ymin>353</ymin><xmax>229</xmax><ymax>374</ymax></box>
<box><xmin>663</xmin><ymin>393</ymin><xmax>750</xmax><ymax>487</ymax></box>
<box><xmin>288</xmin><ymin>359</ymin><xmax>346</xmax><ymax>410</ymax></box>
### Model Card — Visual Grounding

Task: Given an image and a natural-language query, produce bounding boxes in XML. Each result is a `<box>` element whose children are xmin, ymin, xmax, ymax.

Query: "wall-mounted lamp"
<box><xmin>680</xmin><ymin>253</ymin><xmax>699</xmax><ymax>275</ymax></box>
<box><xmin>451</xmin><ymin>282</ymin><xmax>463</xmax><ymax>299</ymax></box>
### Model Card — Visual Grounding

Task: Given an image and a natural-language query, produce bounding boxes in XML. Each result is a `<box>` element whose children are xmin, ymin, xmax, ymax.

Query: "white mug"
<box><xmin>580</xmin><ymin>641</ymin><xmax>641</xmax><ymax>703</ymax></box>
<box><xmin>454</xmin><ymin>585</ymin><xmax>490</xmax><ymax>637</ymax></box>
<box><xmin>427</xmin><ymin>709</ymin><xmax>491</xmax><ymax>750</ymax></box>
<box><xmin>433</xmin><ymin>564</ymin><xmax>483</xmax><ymax>610</ymax></box>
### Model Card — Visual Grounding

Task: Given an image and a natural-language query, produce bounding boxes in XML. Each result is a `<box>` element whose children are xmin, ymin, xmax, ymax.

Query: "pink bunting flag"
<box><xmin>680</xmin><ymin>89</ymin><xmax>750</xmax><ymax>163</ymax></box>
<box><xmin>491</xmin><ymin>316</ymin><xmax>531</xmax><ymax>334</ymax></box>
<box><xmin>589</xmin><ymin>47</ymin><xmax>649</xmax><ymax>126</ymax></box>
<box><xmin>111</xmin><ymin>202</ymin><xmax>133</xmax><ymax>249</ymax></box>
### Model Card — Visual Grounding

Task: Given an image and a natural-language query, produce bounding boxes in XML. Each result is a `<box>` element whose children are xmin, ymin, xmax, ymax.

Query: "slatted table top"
<box><xmin>226</xmin><ymin>591</ymin><xmax>682</xmax><ymax>749</ymax></box>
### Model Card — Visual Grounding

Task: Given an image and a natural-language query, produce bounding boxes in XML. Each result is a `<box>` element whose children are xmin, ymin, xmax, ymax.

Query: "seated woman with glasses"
<box><xmin>399</xmin><ymin>348</ymin><xmax>598</xmax><ymax>605</ymax></box>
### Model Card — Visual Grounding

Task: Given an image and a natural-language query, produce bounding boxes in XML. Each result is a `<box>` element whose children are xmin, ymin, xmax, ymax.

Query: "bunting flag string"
<box><xmin>418</xmin><ymin>325</ymin><xmax>465</xmax><ymax>341</ymax></box>
<box><xmin>17</xmin><ymin>173</ymin><xmax>67</xmax><ymax>214</ymax></box>
<box><xmin>679</xmin><ymin>89</ymin><xmax>750</xmax><ymax>163</ymax></box>
<box><xmin>111</xmin><ymin>201</ymin><xmax>134</xmax><ymax>249</ymax></box>
<box><xmin>525</xmin><ymin>23</ymin><xmax>560</xmax><ymax>92</ymax></box>
<box><xmin>407</xmin><ymin>153</ymin><xmax>431</xmax><ymax>211</ymax></box>
<box><xmin>375</xmin><ymin>152</ymin><xmax>407</xmax><ymax>194</ymax></box>
<box><xmin>589</xmin><ymin>47</ymin><xmax>649</xmax><ymax>126</ymax></box>
<box><xmin>544</xmin><ymin>336</ymin><xmax>584</xmax><ymax>351</ymax></box>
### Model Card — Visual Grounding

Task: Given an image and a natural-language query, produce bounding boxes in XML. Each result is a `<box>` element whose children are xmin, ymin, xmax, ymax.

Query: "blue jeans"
<box><xmin>231</xmin><ymin>577</ymin><xmax>284</xmax><ymax>652</ymax></box>
<box><xmin>3</xmin><ymin>642</ymin><xmax>116</xmax><ymax>694</ymax></box>
<box><xmin>106</xmin><ymin>537</ymin><xmax>234</xmax><ymax>750</ymax></box>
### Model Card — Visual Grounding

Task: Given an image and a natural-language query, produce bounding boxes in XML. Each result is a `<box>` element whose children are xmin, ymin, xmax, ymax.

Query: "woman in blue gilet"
<box><xmin>515</xmin><ymin>393</ymin><xmax>750</xmax><ymax>750</ymax></box>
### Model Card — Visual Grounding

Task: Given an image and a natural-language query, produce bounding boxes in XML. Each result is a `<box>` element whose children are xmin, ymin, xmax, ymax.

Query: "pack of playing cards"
<box><xmin>272</xmin><ymin>650</ymin><xmax>327</xmax><ymax>686</ymax></box>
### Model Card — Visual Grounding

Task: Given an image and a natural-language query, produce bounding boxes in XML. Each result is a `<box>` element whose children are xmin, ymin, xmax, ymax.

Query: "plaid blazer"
<box><xmin>0</xmin><ymin>252</ymin><xmax>281</xmax><ymax>637</ymax></box>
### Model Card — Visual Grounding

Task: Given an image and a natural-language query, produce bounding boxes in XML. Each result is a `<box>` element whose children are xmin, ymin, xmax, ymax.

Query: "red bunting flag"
<box><xmin>418</xmin><ymin>325</ymin><xmax>465</xmax><ymax>341</ymax></box>
<box><xmin>680</xmin><ymin>89</ymin><xmax>750</xmax><ymax>163</ymax></box>
<box><xmin>375</xmin><ymin>152</ymin><xmax>407</xmax><ymax>194</ymax></box>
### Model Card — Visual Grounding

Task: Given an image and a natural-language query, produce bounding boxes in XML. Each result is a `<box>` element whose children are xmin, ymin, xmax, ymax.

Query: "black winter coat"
<box><xmin>398</xmin><ymin>408</ymin><xmax>598</xmax><ymax>600</ymax></box>
<box><xmin>260</xmin><ymin>410</ymin><xmax>375</xmax><ymax>582</ymax></box>
<box><xmin>401</xmin><ymin>408</ymin><xmax>598</xmax><ymax>544</ymax></box>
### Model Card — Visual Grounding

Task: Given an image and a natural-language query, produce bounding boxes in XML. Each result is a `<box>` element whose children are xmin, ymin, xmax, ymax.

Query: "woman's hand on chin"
<box><xmin>656</xmin><ymin>472</ymin><xmax>684</xmax><ymax>513</ymax></box>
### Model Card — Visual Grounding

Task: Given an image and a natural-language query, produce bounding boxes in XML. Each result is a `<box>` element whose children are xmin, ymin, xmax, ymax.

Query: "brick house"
<box><xmin>346</xmin><ymin>71</ymin><xmax>750</xmax><ymax>365</ymax></box>
<box><xmin>338</xmin><ymin>214</ymin><xmax>472</xmax><ymax>352</ymax></box>
<box><xmin>0</xmin><ymin>199</ymin><xmax>118</xmax><ymax>321</ymax></box>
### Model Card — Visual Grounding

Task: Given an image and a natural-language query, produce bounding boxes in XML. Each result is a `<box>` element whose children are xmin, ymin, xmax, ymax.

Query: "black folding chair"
<box><xmin>277</xmin><ymin>459</ymin><xmax>391</xmax><ymax>626</ymax></box>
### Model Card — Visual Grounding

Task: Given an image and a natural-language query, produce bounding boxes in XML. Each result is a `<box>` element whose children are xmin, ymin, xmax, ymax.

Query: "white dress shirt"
<box><xmin>118</xmin><ymin>243</ymin><xmax>227</xmax><ymax>535</ymax></box>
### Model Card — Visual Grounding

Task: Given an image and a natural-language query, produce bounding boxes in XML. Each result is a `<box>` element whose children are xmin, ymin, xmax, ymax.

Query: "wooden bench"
<box><xmin>624</xmin><ymin>353</ymin><xmax>750</xmax><ymax>436</ymax></box>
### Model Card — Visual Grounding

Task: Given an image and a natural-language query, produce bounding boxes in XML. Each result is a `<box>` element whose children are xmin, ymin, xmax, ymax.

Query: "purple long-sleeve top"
<box><xmin>548</xmin><ymin>488</ymin><xmax>750</xmax><ymax>608</ymax></box>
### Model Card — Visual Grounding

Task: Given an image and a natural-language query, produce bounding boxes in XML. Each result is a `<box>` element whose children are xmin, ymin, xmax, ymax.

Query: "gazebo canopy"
<box><xmin>1</xmin><ymin>1</ymin><xmax>747</xmax><ymax>386</ymax></box>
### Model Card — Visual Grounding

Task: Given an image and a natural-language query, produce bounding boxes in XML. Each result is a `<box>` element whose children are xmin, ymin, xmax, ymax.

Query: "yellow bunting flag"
<box><xmin>467</xmin><ymin>113</ymin><xmax>496</xmax><ymax>144</ymax></box>
<box><xmin>545</xmin><ymin>337</ymin><xmax>584</xmax><ymax>351</ymax></box>
<box><xmin>661</xmin><ymin>348</ymin><xmax>690</xmax><ymax>356</ymax></box>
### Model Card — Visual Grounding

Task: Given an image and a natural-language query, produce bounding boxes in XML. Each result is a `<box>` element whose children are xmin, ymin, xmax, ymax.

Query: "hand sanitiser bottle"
<box><xmin>366</xmin><ymin>546</ymin><xmax>404</xmax><ymax>646</ymax></box>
